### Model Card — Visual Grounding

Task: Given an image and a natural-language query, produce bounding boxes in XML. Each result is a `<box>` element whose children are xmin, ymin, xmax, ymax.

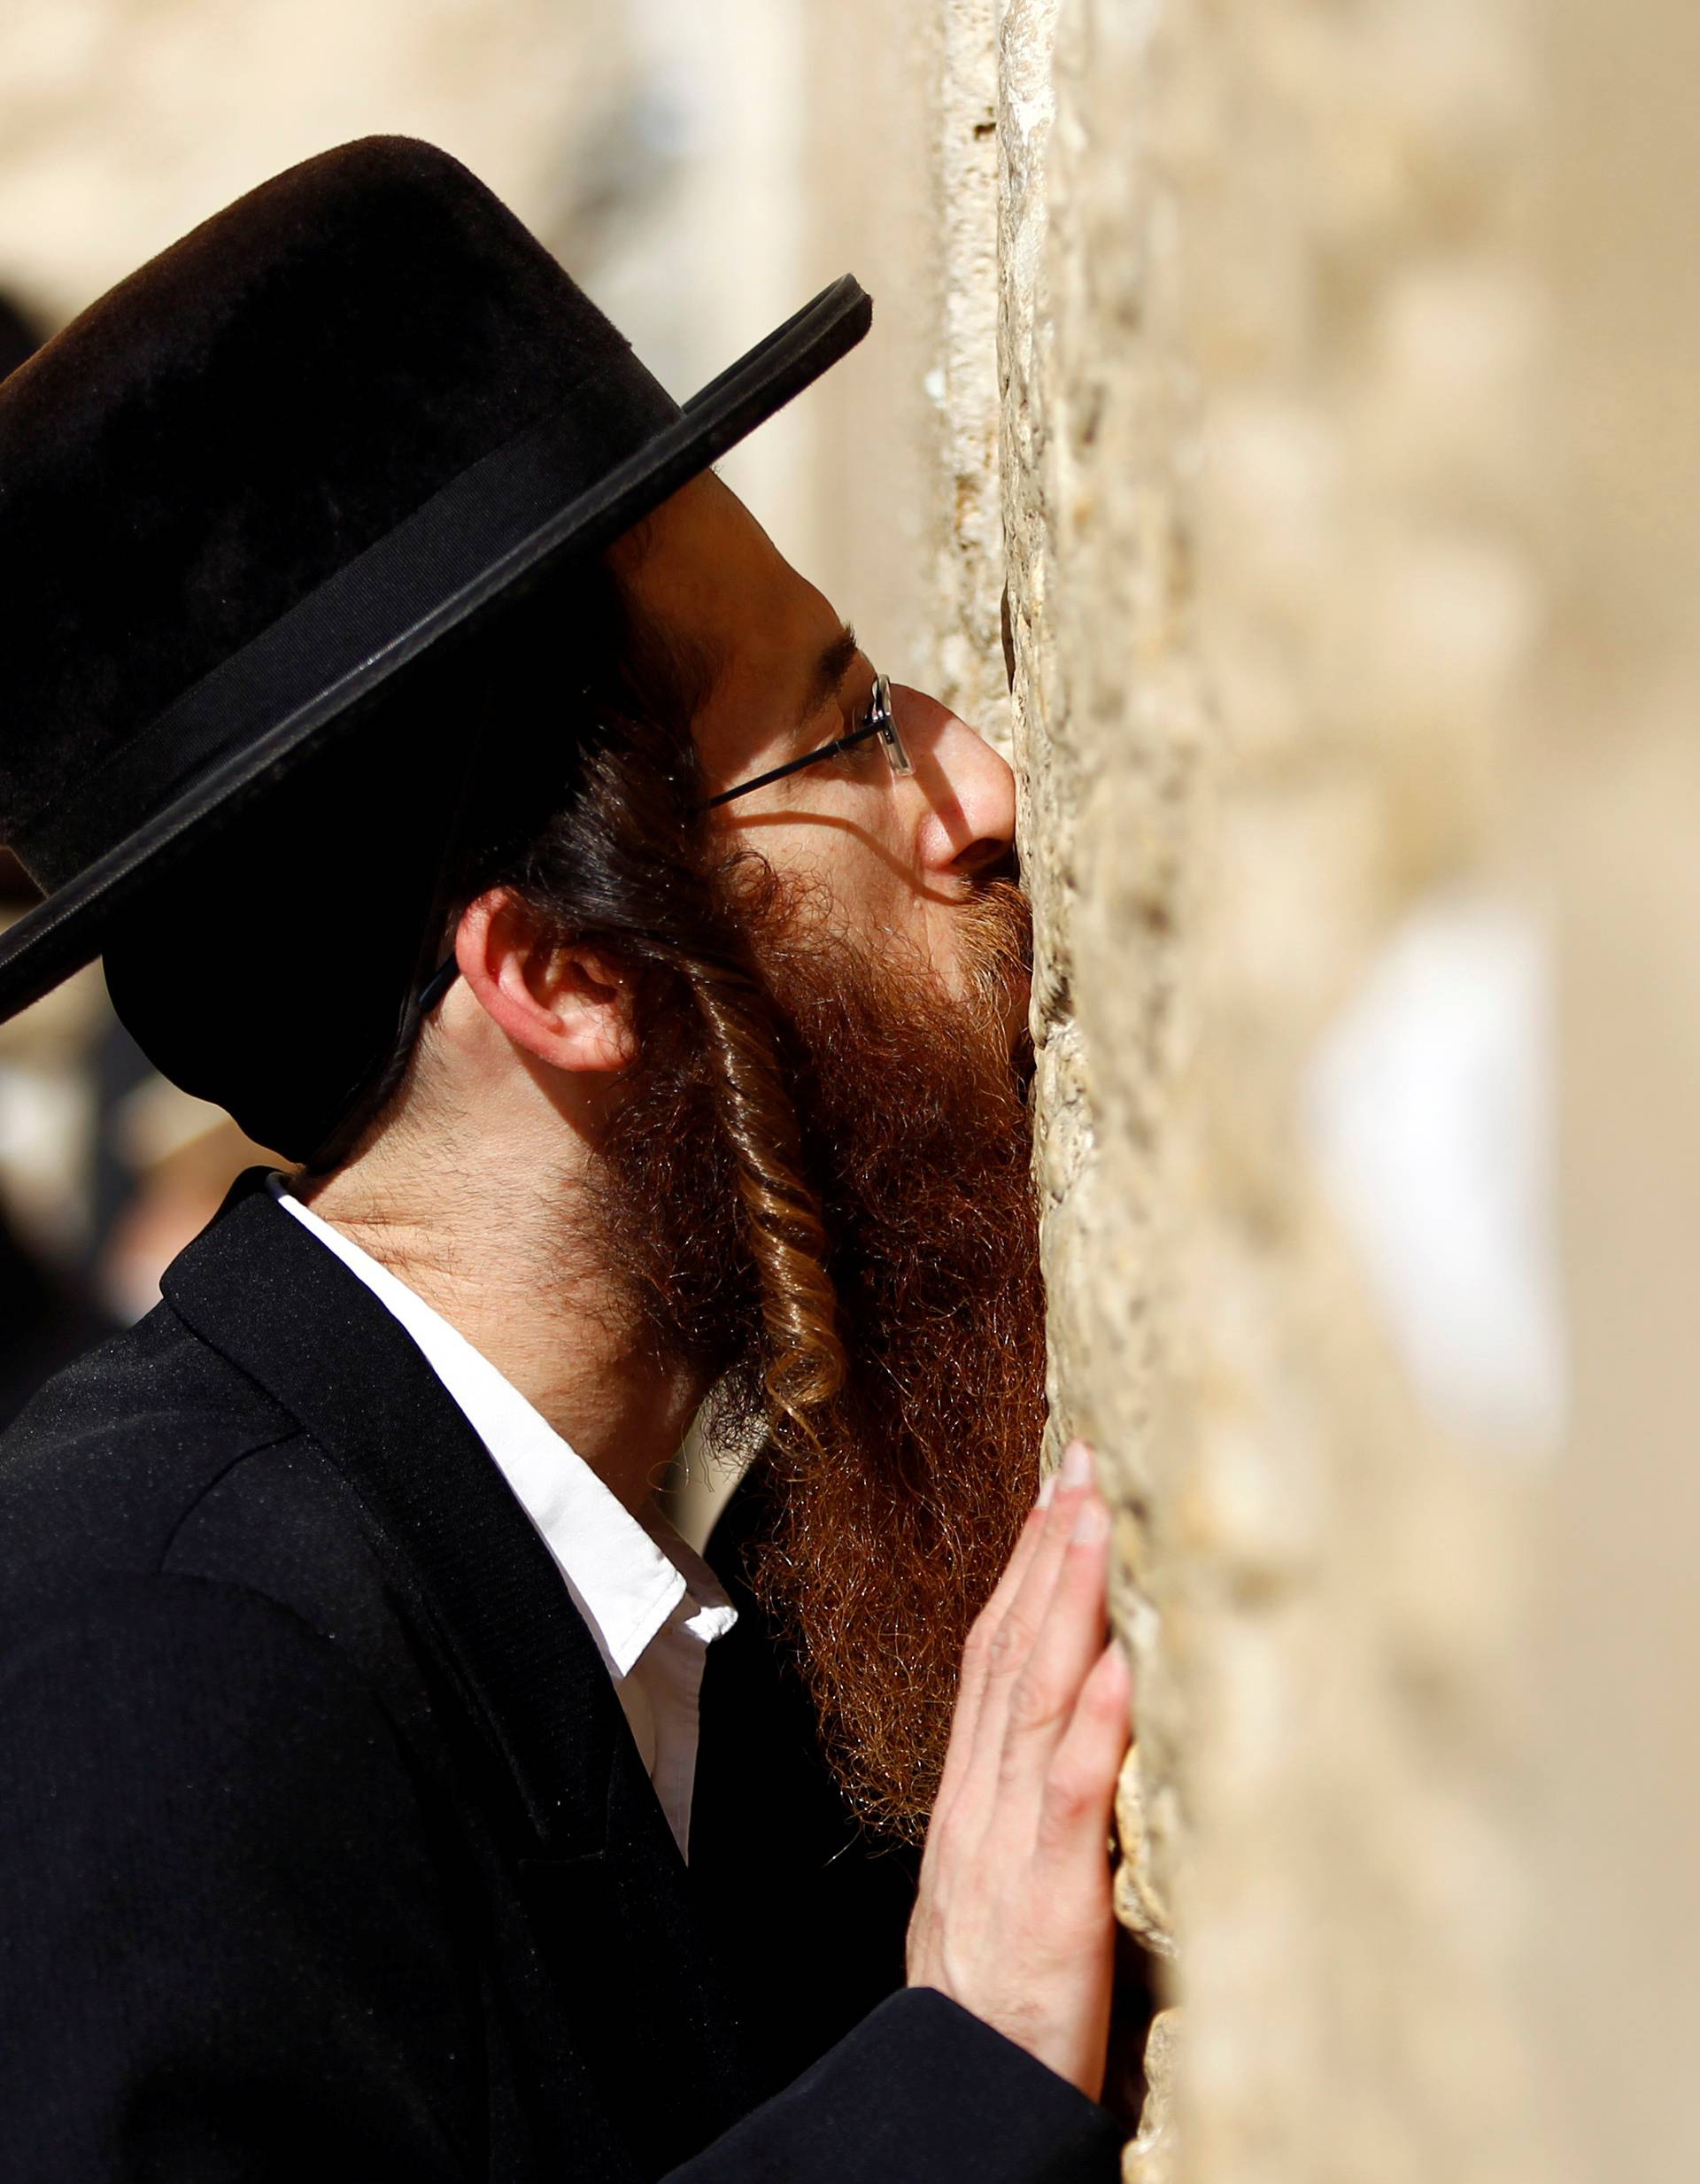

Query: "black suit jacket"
<box><xmin>0</xmin><ymin>1174</ymin><xmax>1120</xmax><ymax>2181</ymax></box>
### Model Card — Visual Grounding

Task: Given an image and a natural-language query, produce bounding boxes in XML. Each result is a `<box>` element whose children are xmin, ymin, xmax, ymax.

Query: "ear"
<box><xmin>453</xmin><ymin>888</ymin><xmax>638</xmax><ymax>1075</ymax></box>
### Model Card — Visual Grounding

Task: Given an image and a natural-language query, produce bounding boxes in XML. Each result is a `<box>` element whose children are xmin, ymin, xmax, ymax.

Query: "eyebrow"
<box><xmin>796</xmin><ymin>622</ymin><xmax>862</xmax><ymax>730</ymax></box>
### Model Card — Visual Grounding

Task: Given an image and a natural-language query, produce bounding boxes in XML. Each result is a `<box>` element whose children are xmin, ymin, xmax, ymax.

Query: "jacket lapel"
<box><xmin>162</xmin><ymin>1172</ymin><xmax>757</xmax><ymax>2158</ymax></box>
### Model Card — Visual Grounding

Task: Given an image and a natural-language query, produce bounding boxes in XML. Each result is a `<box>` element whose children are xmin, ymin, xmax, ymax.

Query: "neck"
<box><xmin>299</xmin><ymin>1125</ymin><xmax>706</xmax><ymax>1519</ymax></box>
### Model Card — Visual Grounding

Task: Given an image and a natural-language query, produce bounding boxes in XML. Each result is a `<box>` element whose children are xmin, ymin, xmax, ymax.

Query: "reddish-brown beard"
<box><xmin>591</xmin><ymin>864</ymin><xmax>1047</xmax><ymax>1841</ymax></box>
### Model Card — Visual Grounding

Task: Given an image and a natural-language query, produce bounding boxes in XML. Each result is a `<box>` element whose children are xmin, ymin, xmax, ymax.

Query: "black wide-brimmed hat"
<box><xmin>0</xmin><ymin>136</ymin><xmax>869</xmax><ymax>1153</ymax></box>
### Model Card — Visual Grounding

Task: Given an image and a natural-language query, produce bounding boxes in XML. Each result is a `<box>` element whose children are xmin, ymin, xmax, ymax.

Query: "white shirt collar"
<box><xmin>267</xmin><ymin>1177</ymin><xmax>735</xmax><ymax>1683</ymax></box>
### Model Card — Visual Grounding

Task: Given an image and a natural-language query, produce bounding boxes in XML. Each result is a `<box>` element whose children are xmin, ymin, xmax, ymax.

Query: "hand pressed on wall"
<box><xmin>907</xmin><ymin>1440</ymin><xmax>1132</xmax><ymax>2102</ymax></box>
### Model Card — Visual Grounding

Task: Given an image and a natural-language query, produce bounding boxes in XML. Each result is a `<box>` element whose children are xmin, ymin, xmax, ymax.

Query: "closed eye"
<box><xmin>832</xmin><ymin>714</ymin><xmax>884</xmax><ymax>769</ymax></box>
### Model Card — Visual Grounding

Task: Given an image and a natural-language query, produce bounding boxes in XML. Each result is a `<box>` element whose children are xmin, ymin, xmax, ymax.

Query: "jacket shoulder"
<box><xmin>0</xmin><ymin>1299</ymin><xmax>304</xmax><ymax>1613</ymax></box>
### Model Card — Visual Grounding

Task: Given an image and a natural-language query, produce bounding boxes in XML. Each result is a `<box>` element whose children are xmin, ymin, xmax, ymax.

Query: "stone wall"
<box><xmin>1004</xmin><ymin>4</ymin><xmax>1548</xmax><ymax>2177</ymax></box>
<box><xmin>998</xmin><ymin>0</ymin><xmax>1525</xmax><ymax>2164</ymax></box>
<box><xmin>817</xmin><ymin>0</ymin><xmax>1628</xmax><ymax>2178</ymax></box>
<box><xmin>863</xmin><ymin>1</ymin><xmax>1697</xmax><ymax>2179</ymax></box>
<box><xmin>1525</xmin><ymin>5</ymin><xmax>1700</xmax><ymax>2178</ymax></box>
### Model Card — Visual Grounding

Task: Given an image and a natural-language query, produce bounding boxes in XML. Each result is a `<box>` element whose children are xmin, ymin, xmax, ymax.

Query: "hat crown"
<box><xmin>0</xmin><ymin>136</ymin><xmax>650</xmax><ymax>863</ymax></box>
<box><xmin>0</xmin><ymin>133</ymin><xmax>870</xmax><ymax>1152</ymax></box>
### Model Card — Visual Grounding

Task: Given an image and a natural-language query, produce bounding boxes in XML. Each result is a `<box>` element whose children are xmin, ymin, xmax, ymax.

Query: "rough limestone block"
<box><xmin>993</xmin><ymin>0</ymin><xmax>1547</xmax><ymax>2176</ymax></box>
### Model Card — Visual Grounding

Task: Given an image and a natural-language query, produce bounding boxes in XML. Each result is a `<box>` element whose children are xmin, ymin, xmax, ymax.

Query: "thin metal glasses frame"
<box><xmin>699</xmin><ymin>670</ymin><xmax>913</xmax><ymax>810</ymax></box>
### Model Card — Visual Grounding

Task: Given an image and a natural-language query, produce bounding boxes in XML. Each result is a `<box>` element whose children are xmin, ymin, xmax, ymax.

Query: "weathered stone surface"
<box><xmin>1001</xmin><ymin>0</ymin><xmax>1550</xmax><ymax>2171</ymax></box>
<box><xmin>1123</xmin><ymin>2004</ymin><xmax>1181</xmax><ymax>2184</ymax></box>
<box><xmin>1521</xmin><ymin>8</ymin><xmax>1700</xmax><ymax>2178</ymax></box>
<box><xmin>987</xmin><ymin>0</ymin><xmax>1553</xmax><ymax>2174</ymax></box>
<box><xmin>846</xmin><ymin>0</ymin><xmax>1443</xmax><ymax>2139</ymax></box>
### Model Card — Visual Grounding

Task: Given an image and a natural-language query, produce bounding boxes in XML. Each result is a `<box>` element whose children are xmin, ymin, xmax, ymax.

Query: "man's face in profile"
<box><xmin>583</xmin><ymin>474</ymin><xmax>1047</xmax><ymax>1839</ymax></box>
<box><xmin>611</xmin><ymin>471</ymin><xmax>1025</xmax><ymax>1018</ymax></box>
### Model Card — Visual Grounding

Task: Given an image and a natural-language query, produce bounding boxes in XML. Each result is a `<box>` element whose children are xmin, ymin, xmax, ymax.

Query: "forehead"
<box><xmin>607</xmin><ymin>471</ymin><xmax>846</xmax><ymax>776</ymax></box>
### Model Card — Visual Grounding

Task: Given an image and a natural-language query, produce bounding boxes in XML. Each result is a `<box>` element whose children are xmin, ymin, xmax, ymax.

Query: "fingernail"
<box><xmin>1072</xmin><ymin>1494</ymin><xmax>1109</xmax><ymax>1545</ymax></box>
<box><xmin>1036</xmin><ymin>1472</ymin><xmax>1057</xmax><ymax>1508</ymax></box>
<box><xmin>1062</xmin><ymin>1440</ymin><xmax>1094</xmax><ymax>1491</ymax></box>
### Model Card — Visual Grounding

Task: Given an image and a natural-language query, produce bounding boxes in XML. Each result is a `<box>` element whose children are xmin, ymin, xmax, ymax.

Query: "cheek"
<box><xmin>746</xmin><ymin>807</ymin><xmax>922</xmax><ymax>940</ymax></box>
<box><xmin>819</xmin><ymin>828</ymin><xmax>914</xmax><ymax>920</ymax></box>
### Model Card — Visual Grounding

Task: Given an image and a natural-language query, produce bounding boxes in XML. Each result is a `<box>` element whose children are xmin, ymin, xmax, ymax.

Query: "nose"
<box><xmin>896</xmin><ymin>683</ymin><xmax>1017</xmax><ymax>880</ymax></box>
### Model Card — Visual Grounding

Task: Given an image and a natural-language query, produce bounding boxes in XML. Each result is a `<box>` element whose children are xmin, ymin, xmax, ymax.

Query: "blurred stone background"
<box><xmin>3</xmin><ymin>3</ymin><xmax>1697</xmax><ymax>2179</ymax></box>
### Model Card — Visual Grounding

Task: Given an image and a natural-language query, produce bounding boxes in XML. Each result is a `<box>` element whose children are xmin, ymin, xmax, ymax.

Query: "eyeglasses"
<box><xmin>699</xmin><ymin>670</ymin><xmax>914</xmax><ymax>810</ymax></box>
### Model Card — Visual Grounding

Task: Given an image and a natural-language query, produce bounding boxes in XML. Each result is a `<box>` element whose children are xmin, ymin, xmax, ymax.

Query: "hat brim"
<box><xmin>0</xmin><ymin>274</ymin><xmax>871</xmax><ymax>1024</ymax></box>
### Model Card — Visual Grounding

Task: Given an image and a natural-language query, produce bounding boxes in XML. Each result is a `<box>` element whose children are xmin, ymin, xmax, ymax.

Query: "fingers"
<box><xmin>995</xmin><ymin>1486</ymin><xmax>1114</xmax><ymax>1791</ymax></box>
<box><xmin>995</xmin><ymin>1444</ymin><xmax>1097</xmax><ymax>1677</ymax></box>
<box><xmin>961</xmin><ymin>1472</ymin><xmax>1058</xmax><ymax>1711</ymax></box>
<box><xmin>931</xmin><ymin>1471</ymin><xmax>1057</xmax><ymax>1823</ymax></box>
<box><xmin>948</xmin><ymin>1442</ymin><xmax>1105</xmax><ymax>1821</ymax></box>
<box><xmin>1034</xmin><ymin>1636</ymin><xmax>1132</xmax><ymax>1870</ymax></box>
<box><xmin>910</xmin><ymin>1443</ymin><xmax>1132</xmax><ymax>2102</ymax></box>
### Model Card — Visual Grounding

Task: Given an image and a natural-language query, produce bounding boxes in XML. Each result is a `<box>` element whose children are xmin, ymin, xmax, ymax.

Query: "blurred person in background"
<box><xmin>0</xmin><ymin>142</ymin><xmax>1132</xmax><ymax>2181</ymax></box>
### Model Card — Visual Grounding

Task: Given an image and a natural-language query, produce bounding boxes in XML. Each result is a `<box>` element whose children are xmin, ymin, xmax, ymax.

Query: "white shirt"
<box><xmin>269</xmin><ymin>1178</ymin><xmax>737</xmax><ymax>1861</ymax></box>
